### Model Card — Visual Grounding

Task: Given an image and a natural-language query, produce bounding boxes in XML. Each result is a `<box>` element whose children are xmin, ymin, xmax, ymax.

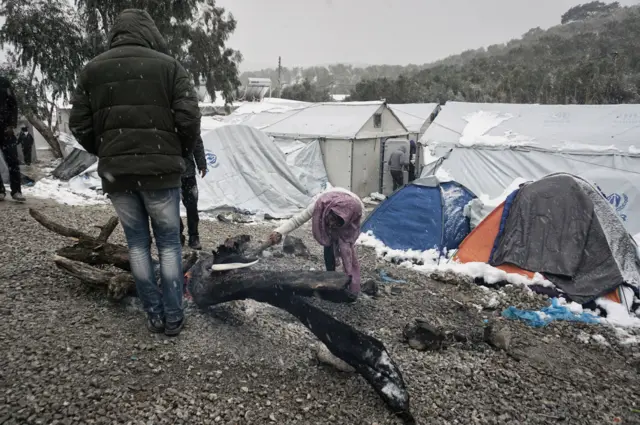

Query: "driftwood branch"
<box><xmin>97</xmin><ymin>217</ymin><xmax>119</xmax><ymax>242</ymax></box>
<box><xmin>30</xmin><ymin>208</ymin><xmax>90</xmax><ymax>240</ymax></box>
<box><xmin>53</xmin><ymin>255</ymin><xmax>134</xmax><ymax>299</ymax></box>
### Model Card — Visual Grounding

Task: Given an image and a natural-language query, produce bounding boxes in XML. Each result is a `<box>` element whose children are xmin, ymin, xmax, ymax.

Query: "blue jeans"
<box><xmin>109</xmin><ymin>188</ymin><xmax>184</xmax><ymax>323</ymax></box>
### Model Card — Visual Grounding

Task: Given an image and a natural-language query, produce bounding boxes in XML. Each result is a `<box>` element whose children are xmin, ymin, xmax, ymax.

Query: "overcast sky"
<box><xmin>214</xmin><ymin>0</ymin><xmax>639</xmax><ymax>71</ymax></box>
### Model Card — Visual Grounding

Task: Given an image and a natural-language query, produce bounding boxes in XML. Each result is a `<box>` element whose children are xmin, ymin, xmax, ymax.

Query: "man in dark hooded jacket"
<box><xmin>0</xmin><ymin>76</ymin><xmax>25</xmax><ymax>202</ymax></box>
<box><xmin>179</xmin><ymin>134</ymin><xmax>207</xmax><ymax>250</ymax></box>
<box><xmin>388</xmin><ymin>145</ymin><xmax>409</xmax><ymax>191</ymax></box>
<box><xmin>70</xmin><ymin>9</ymin><xmax>201</xmax><ymax>337</ymax></box>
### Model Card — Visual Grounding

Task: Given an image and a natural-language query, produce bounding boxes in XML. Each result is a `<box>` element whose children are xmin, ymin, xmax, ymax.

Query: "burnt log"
<box><xmin>188</xmin><ymin>254</ymin><xmax>414</xmax><ymax>424</ymax></box>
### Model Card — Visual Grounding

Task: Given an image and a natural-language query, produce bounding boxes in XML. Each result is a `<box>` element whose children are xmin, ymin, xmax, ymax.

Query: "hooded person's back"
<box><xmin>70</xmin><ymin>9</ymin><xmax>201</xmax><ymax>193</ymax></box>
<box><xmin>388</xmin><ymin>145</ymin><xmax>408</xmax><ymax>171</ymax></box>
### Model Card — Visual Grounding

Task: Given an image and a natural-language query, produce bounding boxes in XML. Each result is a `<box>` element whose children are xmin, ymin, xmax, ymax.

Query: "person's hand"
<box><xmin>199</xmin><ymin>168</ymin><xmax>207</xmax><ymax>178</ymax></box>
<box><xmin>268</xmin><ymin>231</ymin><xmax>282</xmax><ymax>245</ymax></box>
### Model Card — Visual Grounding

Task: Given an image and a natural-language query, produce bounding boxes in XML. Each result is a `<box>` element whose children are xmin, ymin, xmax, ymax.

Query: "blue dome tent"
<box><xmin>361</xmin><ymin>176</ymin><xmax>476</xmax><ymax>252</ymax></box>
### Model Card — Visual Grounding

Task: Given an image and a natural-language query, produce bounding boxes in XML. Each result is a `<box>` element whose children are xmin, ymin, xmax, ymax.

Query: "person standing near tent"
<box><xmin>0</xmin><ymin>75</ymin><xmax>25</xmax><ymax>202</ymax></box>
<box><xmin>408</xmin><ymin>140</ymin><xmax>417</xmax><ymax>182</ymax></box>
<box><xmin>180</xmin><ymin>134</ymin><xmax>207</xmax><ymax>250</ymax></box>
<box><xmin>266</xmin><ymin>187</ymin><xmax>365</xmax><ymax>295</ymax></box>
<box><xmin>18</xmin><ymin>126</ymin><xmax>34</xmax><ymax>166</ymax></box>
<box><xmin>69</xmin><ymin>9</ymin><xmax>201</xmax><ymax>337</ymax></box>
<box><xmin>388</xmin><ymin>145</ymin><xmax>409</xmax><ymax>191</ymax></box>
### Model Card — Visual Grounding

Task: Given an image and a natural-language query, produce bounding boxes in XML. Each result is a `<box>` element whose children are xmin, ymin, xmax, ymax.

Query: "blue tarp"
<box><xmin>361</xmin><ymin>181</ymin><xmax>475</xmax><ymax>252</ymax></box>
<box><xmin>502</xmin><ymin>298</ymin><xmax>601</xmax><ymax>327</ymax></box>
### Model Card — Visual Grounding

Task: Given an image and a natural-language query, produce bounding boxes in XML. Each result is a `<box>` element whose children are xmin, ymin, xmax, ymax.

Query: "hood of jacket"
<box><xmin>108</xmin><ymin>9</ymin><xmax>169</xmax><ymax>54</ymax></box>
<box><xmin>399</xmin><ymin>145</ymin><xmax>407</xmax><ymax>154</ymax></box>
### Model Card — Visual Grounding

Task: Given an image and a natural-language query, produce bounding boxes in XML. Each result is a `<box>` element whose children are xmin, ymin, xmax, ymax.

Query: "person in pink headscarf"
<box><xmin>267</xmin><ymin>187</ymin><xmax>364</xmax><ymax>295</ymax></box>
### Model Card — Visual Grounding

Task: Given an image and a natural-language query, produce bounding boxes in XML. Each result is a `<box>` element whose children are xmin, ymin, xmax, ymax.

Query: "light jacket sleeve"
<box><xmin>274</xmin><ymin>200</ymin><xmax>316</xmax><ymax>235</ymax></box>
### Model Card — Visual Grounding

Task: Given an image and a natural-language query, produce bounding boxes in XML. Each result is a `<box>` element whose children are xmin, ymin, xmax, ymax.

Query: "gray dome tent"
<box><xmin>489</xmin><ymin>173</ymin><xmax>640</xmax><ymax>305</ymax></box>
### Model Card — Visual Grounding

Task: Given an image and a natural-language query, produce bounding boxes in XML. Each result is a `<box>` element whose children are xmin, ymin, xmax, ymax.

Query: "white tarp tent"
<box><xmin>420</xmin><ymin>101</ymin><xmax>640</xmax><ymax>235</ymax></box>
<box><xmin>197</xmin><ymin>124</ymin><xmax>313</xmax><ymax>217</ymax></box>
<box><xmin>272</xmin><ymin>138</ymin><xmax>329</xmax><ymax>195</ymax></box>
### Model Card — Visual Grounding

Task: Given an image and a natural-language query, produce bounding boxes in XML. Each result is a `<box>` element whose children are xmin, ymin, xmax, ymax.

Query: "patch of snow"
<box><xmin>465</xmin><ymin>177</ymin><xmax>528</xmax><ymax>229</ymax></box>
<box><xmin>613</xmin><ymin>327</ymin><xmax>640</xmax><ymax>345</ymax></box>
<box><xmin>357</xmin><ymin>231</ymin><xmax>553</xmax><ymax>288</ymax></box>
<box><xmin>435</xmin><ymin>166</ymin><xmax>453</xmax><ymax>182</ymax></box>
<box><xmin>577</xmin><ymin>331</ymin><xmax>591</xmax><ymax>344</ymax></box>
<box><xmin>369</xmin><ymin>192</ymin><xmax>386</xmax><ymax>202</ymax></box>
<box><xmin>552</xmin><ymin>142</ymin><xmax>619</xmax><ymax>152</ymax></box>
<box><xmin>23</xmin><ymin>178</ymin><xmax>107</xmax><ymax>206</ymax></box>
<box><xmin>596</xmin><ymin>297</ymin><xmax>640</xmax><ymax>328</ymax></box>
<box><xmin>591</xmin><ymin>334</ymin><xmax>610</xmax><ymax>346</ymax></box>
<box><xmin>459</xmin><ymin>111</ymin><xmax>533</xmax><ymax>147</ymax></box>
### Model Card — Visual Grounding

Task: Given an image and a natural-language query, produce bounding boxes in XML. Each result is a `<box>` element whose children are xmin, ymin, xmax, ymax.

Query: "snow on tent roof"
<box><xmin>261</xmin><ymin>101</ymin><xmax>389</xmax><ymax>139</ymax></box>
<box><xmin>388</xmin><ymin>103</ymin><xmax>439</xmax><ymax>133</ymax></box>
<box><xmin>421</xmin><ymin>101</ymin><xmax>640</xmax><ymax>154</ymax></box>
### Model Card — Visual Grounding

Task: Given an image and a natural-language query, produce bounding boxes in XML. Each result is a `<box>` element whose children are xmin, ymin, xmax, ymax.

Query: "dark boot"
<box><xmin>188</xmin><ymin>235</ymin><xmax>202</xmax><ymax>250</ymax></box>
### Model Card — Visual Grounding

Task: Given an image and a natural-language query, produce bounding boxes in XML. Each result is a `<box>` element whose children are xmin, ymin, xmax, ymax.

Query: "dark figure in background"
<box><xmin>408</xmin><ymin>139</ymin><xmax>417</xmax><ymax>182</ymax></box>
<box><xmin>388</xmin><ymin>145</ymin><xmax>409</xmax><ymax>191</ymax></box>
<box><xmin>18</xmin><ymin>126</ymin><xmax>34</xmax><ymax>166</ymax></box>
<box><xmin>0</xmin><ymin>76</ymin><xmax>25</xmax><ymax>202</ymax></box>
<box><xmin>180</xmin><ymin>135</ymin><xmax>207</xmax><ymax>250</ymax></box>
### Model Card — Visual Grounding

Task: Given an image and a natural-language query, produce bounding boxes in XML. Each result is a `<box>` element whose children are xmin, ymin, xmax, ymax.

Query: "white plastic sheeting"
<box><xmin>197</xmin><ymin>125</ymin><xmax>312</xmax><ymax>217</ymax></box>
<box><xmin>273</xmin><ymin>138</ymin><xmax>328</xmax><ymax>196</ymax></box>
<box><xmin>421</xmin><ymin>101</ymin><xmax>640</xmax><ymax>152</ymax></box>
<box><xmin>421</xmin><ymin>102</ymin><xmax>640</xmax><ymax>235</ymax></box>
<box><xmin>262</xmin><ymin>102</ymin><xmax>387</xmax><ymax>139</ymax></box>
<box><xmin>388</xmin><ymin>103</ymin><xmax>439</xmax><ymax>133</ymax></box>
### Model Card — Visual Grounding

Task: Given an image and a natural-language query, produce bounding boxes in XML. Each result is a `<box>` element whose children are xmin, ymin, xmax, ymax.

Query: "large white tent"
<box><xmin>197</xmin><ymin>124</ymin><xmax>316</xmax><ymax>217</ymax></box>
<box><xmin>420</xmin><ymin>101</ymin><xmax>640</xmax><ymax>234</ymax></box>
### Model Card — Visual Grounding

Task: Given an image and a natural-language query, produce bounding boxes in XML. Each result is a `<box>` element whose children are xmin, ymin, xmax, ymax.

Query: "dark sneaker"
<box><xmin>211</xmin><ymin>253</ymin><xmax>259</xmax><ymax>271</ymax></box>
<box><xmin>188</xmin><ymin>236</ymin><xmax>202</xmax><ymax>250</ymax></box>
<box><xmin>12</xmin><ymin>193</ymin><xmax>25</xmax><ymax>202</ymax></box>
<box><xmin>165</xmin><ymin>318</ymin><xmax>185</xmax><ymax>337</ymax></box>
<box><xmin>0</xmin><ymin>192</ymin><xmax>5</xmax><ymax>201</ymax></box>
<box><xmin>146</xmin><ymin>315</ymin><xmax>165</xmax><ymax>333</ymax></box>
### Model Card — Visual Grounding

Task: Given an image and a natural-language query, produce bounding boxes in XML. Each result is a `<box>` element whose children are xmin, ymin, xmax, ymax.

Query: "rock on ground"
<box><xmin>1</xmin><ymin>199</ymin><xmax>639</xmax><ymax>424</ymax></box>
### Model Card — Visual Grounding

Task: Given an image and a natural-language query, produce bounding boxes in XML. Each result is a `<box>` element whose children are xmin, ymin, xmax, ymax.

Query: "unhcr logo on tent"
<box><xmin>205</xmin><ymin>150</ymin><xmax>219</xmax><ymax>168</ymax></box>
<box><xmin>607</xmin><ymin>192</ymin><xmax>629</xmax><ymax>222</ymax></box>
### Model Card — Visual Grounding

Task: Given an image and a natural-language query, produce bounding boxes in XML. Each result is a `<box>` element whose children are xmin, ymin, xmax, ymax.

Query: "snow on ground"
<box><xmin>22</xmin><ymin>178</ymin><xmax>107</xmax><ymax>206</ymax></box>
<box><xmin>357</xmin><ymin>231</ymin><xmax>553</xmax><ymax>288</ymax></box>
<box><xmin>358</xmin><ymin>230</ymin><xmax>640</xmax><ymax>332</ymax></box>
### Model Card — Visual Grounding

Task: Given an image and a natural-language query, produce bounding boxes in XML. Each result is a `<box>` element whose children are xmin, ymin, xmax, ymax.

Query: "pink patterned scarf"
<box><xmin>311</xmin><ymin>191</ymin><xmax>362</xmax><ymax>294</ymax></box>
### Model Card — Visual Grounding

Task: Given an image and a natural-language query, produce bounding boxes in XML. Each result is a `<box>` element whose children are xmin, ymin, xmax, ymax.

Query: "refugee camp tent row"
<box><xmin>420</xmin><ymin>101</ymin><xmax>640</xmax><ymax>235</ymax></box>
<box><xmin>454</xmin><ymin>173</ymin><xmax>640</xmax><ymax>311</ymax></box>
<box><xmin>233</xmin><ymin>101</ymin><xmax>411</xmax><ymax>197</ymax></box>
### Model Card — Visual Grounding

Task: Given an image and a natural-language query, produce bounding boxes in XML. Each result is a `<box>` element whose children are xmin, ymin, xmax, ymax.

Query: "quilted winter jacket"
<box><xmin>69</xmin><ymin>9</ymin><xmax>201</xmax><ymax>193</ymax></box>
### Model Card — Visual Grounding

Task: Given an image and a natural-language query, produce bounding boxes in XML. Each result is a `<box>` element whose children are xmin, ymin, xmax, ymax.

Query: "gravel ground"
<box><xmin>1</xmin><ymin>198</ymin><xmax>640</xmax><ymax>425</ymax></box>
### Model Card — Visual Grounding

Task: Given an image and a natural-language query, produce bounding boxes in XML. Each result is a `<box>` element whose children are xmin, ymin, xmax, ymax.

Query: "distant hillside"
<box><xmin>347</xmin><ymin>2</ymin><xmax>640</xmax><ymax>104</ymax></box>
<box><xmin>241</xmin><ymin>1</ymin><xmax>636</xmax><ymax>100</ymax></box>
